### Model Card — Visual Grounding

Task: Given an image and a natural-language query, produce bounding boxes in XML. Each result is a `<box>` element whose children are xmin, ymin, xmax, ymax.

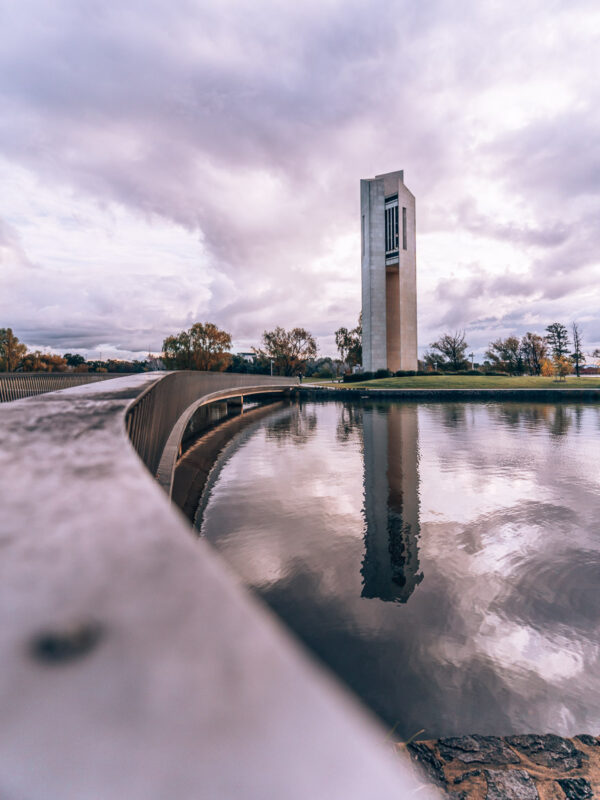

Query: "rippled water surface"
<box><xmin>198</xmin><ymin>400</ymin><xmax>600</xmax><ymax>739</ymax></box>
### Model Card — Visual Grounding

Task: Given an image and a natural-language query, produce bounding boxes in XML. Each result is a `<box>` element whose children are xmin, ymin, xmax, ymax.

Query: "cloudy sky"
<box><xmin>1</xmin><ymin>0</ymin><xmax>599</xmax><ymax>360</ymax></box>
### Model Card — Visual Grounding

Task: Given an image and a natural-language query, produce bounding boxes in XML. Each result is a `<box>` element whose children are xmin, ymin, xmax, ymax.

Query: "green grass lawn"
<box><xmin>315</xmin><ymin>375</ymin><xmax>600</xmax><ymax>390</ymax></box>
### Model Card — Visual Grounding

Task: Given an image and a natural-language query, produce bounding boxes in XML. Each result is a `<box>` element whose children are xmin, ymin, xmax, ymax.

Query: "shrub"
<box><xmin>312</xmin><ymin>369</ymin><xmax>334</xmax><ymax>379</ymax></box>
<box><xmin>374</xmin><ymin>368</ymin><xmax>392</xmax><ymax>379</ymax></box>
<box><xmin>343</xmin><ymin>371</ymin><xmax>373</xmax><ymax>383</ymax></box>
<box><xmin>394</xmin><ymin>370</ymin><xmax>417</xmax><ymax>377</ymax></box>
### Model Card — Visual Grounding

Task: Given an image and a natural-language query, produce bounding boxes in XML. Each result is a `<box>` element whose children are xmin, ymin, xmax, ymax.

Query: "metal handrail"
<box><xmin>0</xmin><ymin>372</ymin><xmax>125</xmax><ymax>402</ymax></box>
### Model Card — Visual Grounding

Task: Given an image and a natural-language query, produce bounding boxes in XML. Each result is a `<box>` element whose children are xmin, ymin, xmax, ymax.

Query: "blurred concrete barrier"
<box><xmin>0</xmin><ymin>372</ymin><xmax>434</xmax><ymax>799</ymax></box>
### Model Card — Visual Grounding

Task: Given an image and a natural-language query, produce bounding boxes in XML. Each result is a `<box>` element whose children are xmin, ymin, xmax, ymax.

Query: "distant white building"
<box><xmin>237</xmin><ymin>352</ymin><xmax>255</xmax><ymax>362</ymax></box>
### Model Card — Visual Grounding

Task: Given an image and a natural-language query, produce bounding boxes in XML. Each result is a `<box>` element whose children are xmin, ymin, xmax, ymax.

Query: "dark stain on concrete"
<box><xmin>29</xmin><ymin>621</ymin><xmax>103</xmax><ymax>664</ymax></box>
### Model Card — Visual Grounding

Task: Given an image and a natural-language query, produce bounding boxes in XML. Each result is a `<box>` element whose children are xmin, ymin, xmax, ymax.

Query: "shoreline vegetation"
<box><xmin>310</xmin><ymin>375</ymin><xmax>600</xmax><ymax>390</ymax></box>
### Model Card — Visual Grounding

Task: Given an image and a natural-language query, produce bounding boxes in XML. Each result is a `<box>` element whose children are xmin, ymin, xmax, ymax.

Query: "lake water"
<box><xmin>197</xmin><ymin>400</ymin><xmax>600</xmax><ymax>740</ymax></box>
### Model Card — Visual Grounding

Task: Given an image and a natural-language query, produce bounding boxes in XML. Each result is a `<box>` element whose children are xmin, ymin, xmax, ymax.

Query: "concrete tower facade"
<box><xmin>361</xmin><ymin>170</ymin><xmax>417</xmax><ymax>372</ymax></box>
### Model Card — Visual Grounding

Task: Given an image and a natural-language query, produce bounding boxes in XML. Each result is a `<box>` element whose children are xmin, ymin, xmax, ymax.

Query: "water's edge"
<box><xmin>301</xmin><ymin>385</ymin><xmax>600</xmax><ymax>401</ymax></box>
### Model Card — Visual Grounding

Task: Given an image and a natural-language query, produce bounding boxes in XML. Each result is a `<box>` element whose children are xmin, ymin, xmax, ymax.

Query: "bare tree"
<box><xmin>429</xmin><ymin>331</ymin><xmax>469</xmax><ymax>371</ymax></box>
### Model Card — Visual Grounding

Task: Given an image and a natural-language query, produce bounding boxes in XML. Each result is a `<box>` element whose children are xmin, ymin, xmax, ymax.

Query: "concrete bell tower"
<box><xmin>361</xmin><ymin>170</ymin><xmax>417</xmax><ymax>372</ymax></box>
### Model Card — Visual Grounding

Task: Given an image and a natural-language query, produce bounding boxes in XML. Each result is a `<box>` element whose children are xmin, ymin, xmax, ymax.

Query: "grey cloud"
<box><xmin>455</xmin><ymin>201</ymin><xmax>570</xmax><ymax>247</ymax></box>
<box><xmin>0</xmin><ymin>219</ymin><xmax>35</xmax><ymax>269</ymax></box>
<box><xmin>0</xmin><ymin>0</ymin><xmax>468</xmax><ymax>251</ymax></box>
<box><xmin>1</xmin><ymin>0</ymin><xmax>599</xmax><ymax>354</ymax></box>
<box><xmin>488</xmin><ymin>111</ymin><xmax>600</xmax><ymax>204</ymax></box>
<box><xmin>428</xmin><ymin>257</ymin><xmax>600</xmax><ymax>354</ymax></box>
<box><xmin>431</xmin><ymin>187</ymin><xmax>600</xmax><ymax>346</ymax></box>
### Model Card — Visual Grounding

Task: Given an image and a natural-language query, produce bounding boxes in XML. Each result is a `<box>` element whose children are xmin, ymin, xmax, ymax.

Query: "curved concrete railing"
<box><xmin>125</xmin><ymin>370</ymin><xmax>296</xmax><ymax>476</ymax></box>
<box><xmin>154</xmin><ymin>383</ymin><xmax>297</xmax><ymax>497</ymax></box>
<box><xmin>0</xmin><ymin>372</ymin><xmax>434</xmax><ymax>799</ymax></box>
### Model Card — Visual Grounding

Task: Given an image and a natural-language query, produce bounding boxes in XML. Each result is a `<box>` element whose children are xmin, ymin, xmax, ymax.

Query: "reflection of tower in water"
<box><xmin>361</xmin><ymin>403</ymin><xmax>422</xmax><ymax>603</ymax></box>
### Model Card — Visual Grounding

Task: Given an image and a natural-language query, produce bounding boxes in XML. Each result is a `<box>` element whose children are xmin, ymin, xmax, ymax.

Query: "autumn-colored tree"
<box><xmin>0</xmin><ymin>328</ymin><xmax>27</xmax><ymax>371</ymax></box>
<box><xmin>540</xmin><ymin>358</ymin><xmax>554</xmax><ymax>377</ymax></box>
<box><xmin>255</xmin><ymin>326</ymin><xmax>317</xmax><ymax>376</ymax></box>
<box><xmin>21</xmin><ymin>351</ymin><xmax>43</xmax><ymax>372</ymax></box>
<box><xmin>162</xmin><ymin>322</ymin><xmax>232</xmax><ymax>371</ymax></box>
<box><xmin>189</xmin><ymin>323</ymin><xmax>232</xmax><ymax>371</ymax></box>
<box><xmin>21</xmin><ymin>351</ymin><xmax>67</xmax><ymax>372</ymax></box>
<box><xmin>485</xmin><ymin>336</ymin><xmax>523</xmax><ymax>374</ymax></box>
<box><xmin>554</xmin><ymin>355</ymin><xmax>571</xmax><ymax>382</ymax></box>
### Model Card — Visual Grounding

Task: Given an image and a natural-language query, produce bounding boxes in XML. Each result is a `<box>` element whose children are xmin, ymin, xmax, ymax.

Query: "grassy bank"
<box><xmin>317</xmin><ymin>375</ymin><xmax>600</xmax><ymax>390</ymax></box>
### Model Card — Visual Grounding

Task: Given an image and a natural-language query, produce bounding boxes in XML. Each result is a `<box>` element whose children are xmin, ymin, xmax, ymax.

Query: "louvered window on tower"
<box><xmin>384</xmin><ymin>196</ymin><xmax>399</xmax><ymax>257</ymax></box>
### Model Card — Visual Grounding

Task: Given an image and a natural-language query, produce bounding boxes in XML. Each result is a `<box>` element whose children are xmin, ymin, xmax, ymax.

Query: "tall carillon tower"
<box><xmin>360</xmin><ymin>170</ymin><xmax>417</xmax><ymax>372</ymax></box>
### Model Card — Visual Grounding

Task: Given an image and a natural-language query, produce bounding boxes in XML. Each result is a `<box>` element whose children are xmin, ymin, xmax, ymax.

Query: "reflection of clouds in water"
<box><xmin>475</xmin><ymin>614</ymin><xmax>586</xmax><ymax>682</ymax></box>
<box><xmin>259</xmin><ymin>557</ymin><xmax>518</xmax><ymax>737</ymax></box>
<box><xmin>500</xmin><ymin>552</ymin><xmax>600</xmax><ymax>632</ymax></box>
<box><xmin>419</xmin><ymin>404</ymin><xmax>600</xmax><ymax>526</ymax></box>
<box><xmin>201</xmin><ymin>400</ymin><xmax>600</xmax><ymax>738</ymax></box>
<box><xmin>451</xmin><ymin>502</ymin><xmax>574</xmax><ymax>561</ymax></box>
<box><xmin>203</xmin><ymin>401</ymin><xmax>366</xmax><ymax>591</ymax></box>
<box><xmin>419</xmin><ymin>502</ymin><xmax>600</xmax><ymax>701</ymax></box>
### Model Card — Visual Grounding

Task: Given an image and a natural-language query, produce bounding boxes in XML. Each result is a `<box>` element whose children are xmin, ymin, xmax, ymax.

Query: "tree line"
<box><xmin>424</xmin><ymin>322</ymin><xmax>592</xmax><ymax>379</ymax></box>
<box><xmin>4</xmin><ymin>317</ymin><xmax>594</xmax><ymax>379</ymax></box>
<box><xmin>162</xmin><ymin>322</ymin><xmax>319</xmax><ymax>376</ymax></box>
<box><xmin>161</xmin><ymin>320</ymin><xmax>362</xmax><ymax>378</ymax></box>
<box><xmin>1</xmin><ymin>322</ymin><xmax>321</xmax><ymax>377</ymax></box>
<box><xmin>0</xmin><ymin>328</ymin><xmax>150</xmax><ymax>373</ymax></box>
